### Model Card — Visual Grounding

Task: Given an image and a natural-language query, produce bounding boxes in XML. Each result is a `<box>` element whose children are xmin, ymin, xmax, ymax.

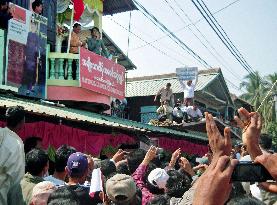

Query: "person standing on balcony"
<box><xmin>69</xmin><ymin>23</ymin><xmax>85</xmax><ymax>54</ymax></box>
<box><xmin>32</xmin><ymin>0</ymin><xmax>43</xmax><ymax>15</ymax></box>
<box><xmin>0</xmin><ymin>0</ymin><xmax>13</xmax><ymax>30</ymax></box>
<box><xmin>154</xmin><ymin>83</ymin><xmax>174</xmax><ymax>106</ymax></box>
<box><xmin>179</xmin><ymin>76</ymin><xmax>198</xmax><ymax>106</ymax></box>
<box><xmin>87</xmin><ymin>26</ymin><xmax>110</xmax><ymax>59</ymax></box>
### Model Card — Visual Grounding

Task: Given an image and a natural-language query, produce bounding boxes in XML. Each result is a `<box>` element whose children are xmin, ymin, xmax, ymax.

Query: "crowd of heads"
<box><xmin>1</xmin><ymin>104</ymin><xmax>277</xmax><ymax>205</ymax></box>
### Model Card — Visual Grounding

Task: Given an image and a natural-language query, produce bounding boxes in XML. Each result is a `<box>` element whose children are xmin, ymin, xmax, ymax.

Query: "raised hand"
<box><xmin>205</xmin><ymin>112</ymin><xmax>231</xmax><ymax>158</ymax></box>
<box><xmin>112</xmin><ymin>149</ymin><xmax>127</xmax><ymax>163</ymax></box>
<box><xmin>193</xmin><ymin>156</ymin><xmax>238</xmax><ymax>205</ymax></box>
<box><xmin>234</xmin><ymin>108</ymin><xmax>262</xmax><ymax>159</ymax></box>
<box><xmin>179</xmin><ymin>157</ymin><xmax>195</xmax><ymax>176</ymax></box>
<box><xmin>169</xmin><ymin>148</ymin><xmax>181</xmax><ymax>168</ymax></box>
<box><xmin>142</xmin><ymin>146</ymin><xmax>158</xmax><ymax>165</ymax></box>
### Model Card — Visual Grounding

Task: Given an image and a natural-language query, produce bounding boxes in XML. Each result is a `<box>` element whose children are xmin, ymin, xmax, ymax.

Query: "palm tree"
<box><xmin>240</xmin><ymin>71</ymin><xmax>266</xmax><ymax>110</ymax></box>
<box><xmin>240</xmin><ymin>72</ymin><xmax>277</xmax><ymax>130</ymax></box>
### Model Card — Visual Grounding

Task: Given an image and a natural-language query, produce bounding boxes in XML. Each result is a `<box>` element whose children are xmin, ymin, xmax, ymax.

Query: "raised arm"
<box><xmin>154</xmin><ymin>88</ymin><xmax>162</xmax><ymax>102</ymax></box>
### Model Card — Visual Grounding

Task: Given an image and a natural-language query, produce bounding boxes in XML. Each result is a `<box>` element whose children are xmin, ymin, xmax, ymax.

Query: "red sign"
<box><xmin>80</xmin><ymin>47</ymin><xmax>125</xmax><ymax>99</ymax></box>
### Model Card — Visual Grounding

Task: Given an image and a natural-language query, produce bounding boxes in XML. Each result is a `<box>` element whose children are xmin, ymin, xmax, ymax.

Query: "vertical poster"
<box><xmin>5</xmin><ymin>3</ymin><xmax>47</xmax><ymax>98</ymax></box>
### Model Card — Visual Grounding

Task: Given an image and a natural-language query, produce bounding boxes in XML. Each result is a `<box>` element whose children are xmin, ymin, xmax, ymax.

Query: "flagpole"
<box><xmin>67</xmin><ymin>2</ymin><xmax>74</xmax><ymax>53</ymax></box>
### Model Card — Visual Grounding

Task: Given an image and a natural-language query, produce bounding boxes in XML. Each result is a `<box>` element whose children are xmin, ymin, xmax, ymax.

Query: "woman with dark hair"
<box><xmin>87</xmin><ymin>26</ymin><xmax>110</xmax><ymax>58</ymax></box>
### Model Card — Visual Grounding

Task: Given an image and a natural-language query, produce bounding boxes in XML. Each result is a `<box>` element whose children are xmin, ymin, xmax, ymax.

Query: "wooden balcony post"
<box><xmin>49</xmin><ymin>58</ymin><xmax>55</xmax><ymax>79</ymax></box>
<box><xmin>68</xmin><ymin>59</ymin><xmax>73</xmax><ymax>80</ymax></box>
<box><xmin>58</xmin><ymin>58</ymin><xmax>64</xmax><ymax>79</ymax></box>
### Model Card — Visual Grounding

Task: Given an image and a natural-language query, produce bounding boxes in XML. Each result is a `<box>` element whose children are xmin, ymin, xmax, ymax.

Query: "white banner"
<box><xmin>176</xmin><ymin>67</ymin><xmax>198</xmax><ymax>81</ymax></box>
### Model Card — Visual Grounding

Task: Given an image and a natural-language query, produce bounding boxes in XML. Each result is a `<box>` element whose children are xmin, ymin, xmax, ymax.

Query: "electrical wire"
<box><xmin>130</xmin><ymin>0</ymin><xmax>241</xmax><ymax>51</ymax></box>
<box><xmin>106</xmin><ymin>17</ymin><xmax>186</xmax><ymax>65</ymax></box>
<box><xmin>163</xmin><ymin>0</ymin><xmax>243</xmax><ymax>83</ymax></box>
<box><xmin>192</xmin><ymin>0</ymin><xmax>255</xmax><ymax>76</ymax></box>
<box><xmin>132</xmin><ymin>0</ymin><xmax>212</xmax><ymax>68</ymax></box>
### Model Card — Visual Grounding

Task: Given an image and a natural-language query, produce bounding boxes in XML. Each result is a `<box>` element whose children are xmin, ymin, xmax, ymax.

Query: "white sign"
<box><xmin>176</xmin><ymin>67</ymin><xmax>198</xmax><ymax>81</ymax></box>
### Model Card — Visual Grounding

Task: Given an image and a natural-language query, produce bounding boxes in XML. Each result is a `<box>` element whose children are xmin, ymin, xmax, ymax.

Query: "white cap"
<box><xmin>147</xmin><ymin>168</ymin><xmax>169</xmax><ymax>189</ymax></box>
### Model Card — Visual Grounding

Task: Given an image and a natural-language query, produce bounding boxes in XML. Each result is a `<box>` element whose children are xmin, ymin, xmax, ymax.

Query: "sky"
<box><xmin>102</xmin><ymin>0</ymin><xmax>277</xmax><ymax>95</ymax></box>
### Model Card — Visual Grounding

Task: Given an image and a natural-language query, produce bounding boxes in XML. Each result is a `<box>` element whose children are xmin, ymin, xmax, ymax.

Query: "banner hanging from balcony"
<box><xmin>5</xmin><ymin>4</ymin><xmax>48</xmax><ymax>99</ymax></box>
<box><xmin>80</xmin><ymin>47</ymin><xmax>125</xmax><ymax>100</ymax></box>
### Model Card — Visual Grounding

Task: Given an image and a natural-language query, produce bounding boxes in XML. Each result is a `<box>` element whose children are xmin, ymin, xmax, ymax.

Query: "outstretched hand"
<box><xmin>142</xmin><ymin>146</ymin><xmax>158</xmax><ymax>165</ymax></box>
<box><xmin>179</xmin><ymin>157</ymin><xmax>195</xmax><ymax>176</ymax></box>
<box><xmin>234</xmin><ymin>108</ymin><xmax>262</xmax><ymax>159</ymax></box>
<box><xmin>205</xmin><ymin>112</ymin><xmax>231</xmax><ymax>158</ymax></box>
<box><xmin>193</xmin><ymin>156</ymin><xmax>238</xmax><ymax>205</ymax></box>
<box><xmin>169</xmin><ymin>148</ymin><xmax>181</xmax><ymax>168</ymax></box>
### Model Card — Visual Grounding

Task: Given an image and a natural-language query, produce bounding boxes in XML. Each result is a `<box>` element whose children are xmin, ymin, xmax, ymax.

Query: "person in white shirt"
<box><xmin>186</xmin><ymin>105</ymin><xmax>202</xmax><ymax>122</ymax></box>
<box><xmin>179</xmin><ymin>77</ymin><xmax>197</xmax><ymax>106</ymax></box>
<box><xmin>157</xmin><ymin>100</ymin><xmax>173</xmax><ymax>121</ymax></box>
<box><xmin>172</xmin><ymin>99</ymin><xmax>184</xmax><ymax>124</ymax></box>
<box><xmin>0</xmin><ymin>106</ymin><xmax>26</xmax><ymax>205</ymax></box>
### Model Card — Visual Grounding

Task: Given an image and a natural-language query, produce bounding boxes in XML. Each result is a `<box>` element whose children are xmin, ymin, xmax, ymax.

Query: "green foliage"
<box><xmin>240</xmin><ymin>72</ymin><xmax>277</xmax><ymax>145</ymax></box>
<box><xmin>267</xmin><ymin>122</ymin><xmax>277</xmax><ymax>150</ymax></box>
<box><xmin>47</xmin><ymin>145</ymin><xmax>56</xmax><ymax>162</ymax></box>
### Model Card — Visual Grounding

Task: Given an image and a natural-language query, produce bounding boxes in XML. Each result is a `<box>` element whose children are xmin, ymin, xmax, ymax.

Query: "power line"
<box><xmin>133</xmin><ymin>0</ymin><xmax>211</xmax><ymax>68</ymax></box>
<box><xmin>191</xmin><ymin>0</ymin><xmax>255</xmax><ymax>76</ymax></box>
<box><xmin>199</xmin><ymin>0</ymin><xmax>255</xmax><ymax>74</ymax></box>
<box><xmin>163</xmin><ymin>0</ymin><xmax>243</xmax><ymax>82</ymax></box>
<box><xmin>107</xmin><ymin>17</ymin><xmax>186</xmax><ymax>65</ymax></box>
<box><xmin>130</xmin><ymin>0</ymin><xmax>241</xmax><ymax>51</ymax></box>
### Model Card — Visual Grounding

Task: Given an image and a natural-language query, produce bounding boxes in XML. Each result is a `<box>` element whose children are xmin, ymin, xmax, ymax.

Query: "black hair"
<box><xmin>166</xmin><ymin>83</ymin><xmax>171</xmax><ymax>87</ymax></box>
<box><xmin>100</xmin><ymin>159</ymin><xmax>117</xmax><ymax>178</ymax></box>
<box><xmin>259</xmin><ymin>133</ymin><xmax>272</xmax><ymax>150</ymax></box>
<box><xmin>24</xmin><ymin>136</ymin><xmax>42</xmax><ymax>154</ymax></box>
<box><xmin>73</xmin><ymin>23</ymin><xmax>81</xmax><ymax>28</ymax></box>
<box><xmin>47</xmin><ymin>186</ymin><xmax>79</xmax><ymax>205</ymax></box>
<box><xmin>0</xmin><ymin>1</ymin><xmax>10</xmax><ymax>6</ymax></box>
<box><xmin>26</xmin><ymin>148</ymin><xmax>48</xmax><ymax>176</ymax></box>
<box><xmin>227</xmin><ymin>196</ymin><xmax>265</xmax><ymax>205</ymax></box>
<box><xmin>32</xmin><ymin>0</ymin><xmax>42</xmax><ymax>11</ymax></box>
<box><xmin>127</xmin><ymin>149</ymin><xmax>147</xmax><ymax>174</ymax></box>
<box><xmin>147</xmin><ymin>195</ymin><xmax>170</xmax><ymax>205</ymax></box>
<box><xmin>55</xmin><ymin>145</ymin><xmax>76</xmax><ymax>173</ymax></box>
<box><xmin>166</xmin><ymin>169</ymin><xmax>191</xmax><ymax>198</ymax></box>
<box><xmin>6</xmin><ymin>106</ymin><xmax>25</xmax><ymax>128</ymax></box>
<box><xmin>116</xmin><ymin>161</ymin><xmax>131</xmax><ymax>175</ymax></box>
<box><xmin>91</xmin><ymin>26</ymin><xmax>100</xmax><ymax>33</ymax></box>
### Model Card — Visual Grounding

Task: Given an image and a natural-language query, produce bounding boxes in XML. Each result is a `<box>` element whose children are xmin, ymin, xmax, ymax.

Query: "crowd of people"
<box><xmin>155</xmin><ymin>83</ymin><xmax>203</xmax><ymax>124</ymax></box>
<box><xmin>1</xmin><ymin>105</ymin><xmax>277</xmax><ymax>205</ymax></box>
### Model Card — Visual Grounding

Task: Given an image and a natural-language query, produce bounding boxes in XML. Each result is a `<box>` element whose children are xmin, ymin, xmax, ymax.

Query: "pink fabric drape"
<box><xmin>0</xmin><ymin>121</ymin><xmax>208</xmax><ymax>156</ymax></box>
<box><xmin>0</xmin><ymin>121</ymin><xmax>134</xmax><ymax>156</ymax></box>
<box><xmin>156</xmin><ymin>136</ymin><xmax>208</xmax><ymax>156</ymax></box>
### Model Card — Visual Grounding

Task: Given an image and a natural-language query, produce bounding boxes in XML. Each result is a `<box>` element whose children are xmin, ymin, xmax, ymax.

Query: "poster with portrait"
<box><xmin>5</xmin><ymin>3</ymin><xmax>48</xmax><ymax>98</ymax></box>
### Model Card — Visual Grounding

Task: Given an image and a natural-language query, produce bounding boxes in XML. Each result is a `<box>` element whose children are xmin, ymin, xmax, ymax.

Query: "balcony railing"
<box><xmin>47</xmin><ymin>46</ymin><xmax>79</xmax><ymax>87</ymax></box>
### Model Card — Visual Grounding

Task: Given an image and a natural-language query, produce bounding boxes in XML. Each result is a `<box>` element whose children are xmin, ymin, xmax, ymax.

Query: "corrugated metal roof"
<box><xmin>126</xmin><ymin>73</ymin><xmax>218</xmax><ymax>97</ymax></box>
<box><xmin>0</xmin><ymin>95</ymin><xmax>207</xmax><ymax>141</ymax></box>
<box><xmin>103</xmin><ymin>0</ymin><xmax>137</xmax><ymax>15</ymax></box>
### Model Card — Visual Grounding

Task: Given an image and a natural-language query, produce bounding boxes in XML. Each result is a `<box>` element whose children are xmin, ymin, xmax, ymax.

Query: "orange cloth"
<box><xmin>70</xmin><ymin>31</ymin><xmax>82</xmax><ymax>54</ymax></box>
